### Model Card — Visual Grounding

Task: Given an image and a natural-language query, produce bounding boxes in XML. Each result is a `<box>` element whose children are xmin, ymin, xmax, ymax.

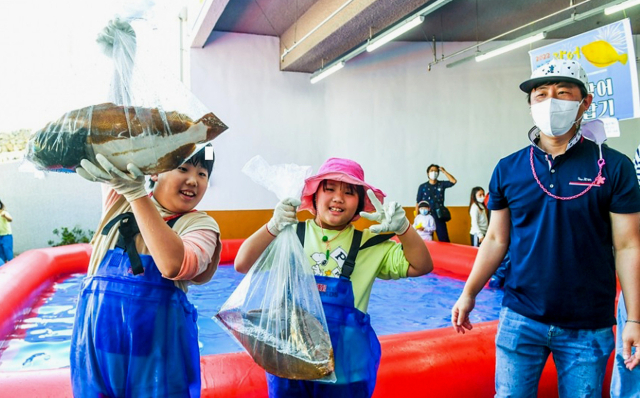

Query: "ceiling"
<box><xmin>196</xmin><ymin>0</ymin><xmax>640</xmax><ymax>73</ymax></box>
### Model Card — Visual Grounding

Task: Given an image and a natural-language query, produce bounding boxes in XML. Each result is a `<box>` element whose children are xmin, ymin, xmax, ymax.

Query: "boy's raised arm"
<box><xmin>130</xmin><ymin>197</ymin><xmax>185</xmax><ymax>278</ymax></box>
<box><xmin>77</xmin><ymin>154</ymin><xmax>185</xmax><ymax>278</ymax></box>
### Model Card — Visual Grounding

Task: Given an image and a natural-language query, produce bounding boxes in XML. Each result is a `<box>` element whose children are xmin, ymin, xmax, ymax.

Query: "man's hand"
<box><xmin>622</xmin><ymin>322</ymin><xmax>640</xmax><ymax>370</ymax></box>
<box><xmin>360</xmin><ymin>189</ymin><xmax>410</xmax><ymax>235</ymax></box>
<box><xmin>266</xmin><ymin>198</ymin><xmax>301</xmax><ymax>236</ymax></box>
<box><xmin>451</xmin><ymin>294</ymin><xmax>476</xmax><ymax>334</ymax></box>
<box><xmin>77</xmin><ymin>154</ymin><xmax>147</xmax><ymax>203</ymax></box>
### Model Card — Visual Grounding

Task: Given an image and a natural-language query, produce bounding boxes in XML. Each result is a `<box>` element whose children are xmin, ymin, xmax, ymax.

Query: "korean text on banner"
<box><xmin>528</xmin><ymin>18</ymin><xmax>640</xmax><ymax>121</ymax></box>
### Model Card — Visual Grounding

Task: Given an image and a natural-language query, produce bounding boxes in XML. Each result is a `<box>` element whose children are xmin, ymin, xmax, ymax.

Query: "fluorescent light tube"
<box><xmin>366</xmin><ymin>16</ymin><xmax>424</xmax><ymax>52</ymax></box>
<box><xmin>475</xmin><ymin>32</ymin><xmax>546</xmax><ymax>62</ymax></box>
<box><xmin>310</xmin><ymin>61</ymin><xmax>345</xmax><ymax>84</ymax></box>
<box><xmin>420</xmin><ymin>0</ymin><xmax>453</xmax><ymax>15</ymax></box>
<box><xmin>605</xmin><ymin>0</ymin><xmax>640</xmax><ymax>15</ymax></box>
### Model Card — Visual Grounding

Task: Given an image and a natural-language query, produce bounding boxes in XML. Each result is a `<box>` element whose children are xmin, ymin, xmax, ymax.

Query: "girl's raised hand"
<box><xmin>359</xmin><ymin>189</ymin><xmax>409</xmax><ymax>235</ymax></box>
<box><xmin>266</xmin><ymin>197</ymin><xmax>301</xmax><ymax>236</ymax></box>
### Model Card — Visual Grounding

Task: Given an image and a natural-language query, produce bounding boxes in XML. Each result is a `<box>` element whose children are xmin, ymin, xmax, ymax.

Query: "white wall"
<box><xmin>3</xmin><ymin>32</ymin><xmax>640</xmax><ymax>253</ymax></box>
<box><xmin>191</xmin><ymin>32</ymin><xmax>640</xmax><ymax>211</ymax></box>
<box><xmin>0</xmin><ymin>161</ymin><xmax>102</xmax><ymax>255</ymax></box>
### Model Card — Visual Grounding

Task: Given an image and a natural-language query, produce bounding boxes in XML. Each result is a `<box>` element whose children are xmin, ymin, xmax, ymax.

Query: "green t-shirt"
<box><xmin>301</xmin><ymin>220</ymin><xmax>410</xmax><ymax>313</ymax></box>
<box><xmin>0</xmin><ymin>211</ymin><xmax>11</xmax><ymax>236</ymax></box>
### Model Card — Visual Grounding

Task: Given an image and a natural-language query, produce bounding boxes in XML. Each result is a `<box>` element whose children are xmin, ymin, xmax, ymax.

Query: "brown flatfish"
<box><xmin>216</xmin><ymin>306</ymin><xmax>334</xmax><ymax>380</ymax></box>
<box><xmin>25</xmin><ymin>102</ymin><xmax>228</xmax><ymax>174</ymax></box>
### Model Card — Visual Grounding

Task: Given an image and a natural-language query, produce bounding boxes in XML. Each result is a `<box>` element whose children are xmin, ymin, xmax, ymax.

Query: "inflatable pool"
<box><xmin>0</xmin><ymin>241</ymin><xmax>611</xmax><ymax>397</ymax></box>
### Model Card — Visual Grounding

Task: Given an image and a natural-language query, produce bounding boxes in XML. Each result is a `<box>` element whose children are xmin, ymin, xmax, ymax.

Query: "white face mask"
<box><xmin>428</xmin><ymin>171</ymin><xmax>439</xmax><ymax>180</ymax></box>
<box><xmin>530</xmin><ymin>98</ymin><xmax>584</xmax><ymax>137</ymax></box>
<box><xmin>419</xmin><ymin>209</ymin><xmax>428</xmax><ymax>215</ymax></box>
<box><xmin>476</xmin><ymin>195</ymin><xmax>485</xmax><ymax>202</ymax></box>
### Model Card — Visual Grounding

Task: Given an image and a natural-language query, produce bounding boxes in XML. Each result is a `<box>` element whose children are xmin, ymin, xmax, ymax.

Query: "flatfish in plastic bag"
<box><xmin>216</xmin><ymin>305</ymin><xmax>334</xmax><ymax>379</ymax></box>
<box><xmin>215</xmin><ymin>156</ymin><xmax>335</xmax><ymax>381</ymax></box>
<box><xmin>25</xmin><ymin>102</ymin><xmax>227</xmax><ymax>174</ymax></box>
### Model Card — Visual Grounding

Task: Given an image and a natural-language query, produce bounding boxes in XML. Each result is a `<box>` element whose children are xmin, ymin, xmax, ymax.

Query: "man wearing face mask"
<box><xmin>451</xmin><ymin>58</ymin><xmax>640</xmax><ymax>397</ymax></box>
<box><xmin>416</xmin><ymin>164</ymin><xmax>457</xmax><ymax>242</ymax></box>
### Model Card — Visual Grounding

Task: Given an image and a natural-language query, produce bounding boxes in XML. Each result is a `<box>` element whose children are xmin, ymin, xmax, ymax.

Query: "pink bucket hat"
<box><xmin>299</xmin><ymin>158</ymin><xmax>386</xmax><ymax>218</ymax></box>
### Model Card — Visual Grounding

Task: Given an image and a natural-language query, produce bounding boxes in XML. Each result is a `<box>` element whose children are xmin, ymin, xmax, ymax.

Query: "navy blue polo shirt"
<box><xmin>488</xmin><ymin>132</ymin><xmax>640</xmax><ymax>329</ymax></box>
<box><xmin>416</xmin><ymin>180</ymin><xmax>454</xmax><ymax>210</ymax></box>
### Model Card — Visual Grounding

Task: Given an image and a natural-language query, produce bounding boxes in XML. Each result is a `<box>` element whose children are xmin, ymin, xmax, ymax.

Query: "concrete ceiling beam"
<box><xmin>279</xmin><ymin>0</ymin><xmax>432</xmax><ymax>73</ymax></box>
<box><xmin>189</xmin><ymin>0</ymin><xmax>231</xmax><ymax>48</ymax></box>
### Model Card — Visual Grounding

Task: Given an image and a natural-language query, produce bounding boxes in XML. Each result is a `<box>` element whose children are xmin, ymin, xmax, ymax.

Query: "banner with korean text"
<box><xmin>528</xmin><ymin>18</ymin><xmax>640</xmax><ymax>121</ymax></box>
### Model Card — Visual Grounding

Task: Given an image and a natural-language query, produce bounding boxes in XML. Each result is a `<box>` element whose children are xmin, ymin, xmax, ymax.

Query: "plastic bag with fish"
<box><xmin>215</xmin><ymin>156</ymin><xmax>336</xmax><ymax>382</ymax></box>
<box><xmin>24</xmin><ymin>18</ymin><xmax>228</xmax><ymax>174</ymax></box>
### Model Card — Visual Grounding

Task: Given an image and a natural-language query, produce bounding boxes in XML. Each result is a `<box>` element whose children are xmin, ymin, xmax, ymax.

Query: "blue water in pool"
<box><xmin>0</xmin><ymin>266</ymin><xmax>503</xmax><ymax>371</ymax></box>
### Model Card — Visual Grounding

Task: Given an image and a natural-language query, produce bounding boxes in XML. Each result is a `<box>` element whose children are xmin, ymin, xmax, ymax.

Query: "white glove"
<box><xmin>359</xmin><ymin>189</ymin><xmax>410</xmax><ymax>235</ymax></box>
<box><xmin>267</xmin><ymin>197</ymin><xmax>301</xmax><ymax>236</ymax></box>
<box><xmin>77</xmin><ymin>154</ymin><xmax>147</xmax><ymax>202</ymax></box>
<box><xmin>96</xmin><ymin>17</ymin><xmax>136</xmax><ymax>57</ymax></box>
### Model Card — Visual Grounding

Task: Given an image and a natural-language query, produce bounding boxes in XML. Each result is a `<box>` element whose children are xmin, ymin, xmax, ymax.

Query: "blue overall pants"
<box><xmin>70</xmin><ymin>213</ymin><xmax>201</xmax><ymax>398</ymax></box>
<box><xmin>266</xmin><ymin>224</ymin><xmax>393</xmax><ymax>398</ymax></box>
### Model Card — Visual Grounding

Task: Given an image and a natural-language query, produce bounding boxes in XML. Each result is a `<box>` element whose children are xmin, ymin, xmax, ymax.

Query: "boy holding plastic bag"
<box><xmin>69</xmin><ymin>146</ymin><xmax>221</xmax><ymax>398</ymax></box>
<box><xmin>235</xmin><ymin>157</ymin><xmax>433</xmax><ymax>398</ymax></box>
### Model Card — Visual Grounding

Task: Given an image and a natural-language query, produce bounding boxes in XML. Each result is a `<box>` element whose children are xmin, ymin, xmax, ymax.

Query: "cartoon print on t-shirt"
<box><xmin>310</xmin><ymin>246</ymin><xmax>347</xmax><ymax>277</ymax></box>
<box><xmin>310</xmin><ymin>252</ymin><xmax>327</xmax><ymax>275</ymax></box>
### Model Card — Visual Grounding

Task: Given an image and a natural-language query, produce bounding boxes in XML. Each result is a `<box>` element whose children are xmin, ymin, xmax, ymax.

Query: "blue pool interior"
<box><xmin>0</xmin><ymin>265</ymin><xmax>503</xmax><ymax>372</ymax></box>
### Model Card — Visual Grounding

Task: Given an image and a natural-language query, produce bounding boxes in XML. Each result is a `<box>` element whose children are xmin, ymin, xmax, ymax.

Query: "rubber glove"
<box><xmin>76</xmin><ymin>154</ymin><xmax>147</xmax><ymax>202</ymax></box>
<box><xmin>267</xmin><ymin>198</ymin><xmax>301</xmax><ymax>236</ymax></box>
<box><xmin>360</xmin><ymin>189</ymin><xmax>410</xmax><ymax>235</ymax></box>
<box><xmin>96</xmin><ymin>17</ymin><xmax>136</xmax><ymax>57</ymax></box>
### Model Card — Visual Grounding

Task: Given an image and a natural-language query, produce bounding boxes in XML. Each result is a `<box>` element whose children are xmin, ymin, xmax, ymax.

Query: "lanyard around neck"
<box><xmin>529</xmin><ymin>146</ymin><xmax>605</xmax><ymax>201</ymax></box>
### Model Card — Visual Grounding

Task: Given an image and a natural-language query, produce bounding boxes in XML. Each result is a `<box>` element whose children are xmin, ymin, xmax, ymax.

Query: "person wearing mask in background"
<box><xmin>416</xmin><ymin>164</ymin><xmax>456</xmax><ymax>242</ymax></box>
<box><xmin>469</xmin><ymin>187</ymin><xmax>488</xmax><ymax>247</ymax></box>
<box><xmin>451</xmin><ymin>59</ymin><xmax>640</xmax><ymax>397</ymax></box>
<box><xmin>413</xmin><ymin>201</ymin><xmax>436</xmax><ymax>241</ymax></box>
<box><xmin>0</xmin><ymin>199</ymin><xmax>13</xmax><ymax>266</ymax></box>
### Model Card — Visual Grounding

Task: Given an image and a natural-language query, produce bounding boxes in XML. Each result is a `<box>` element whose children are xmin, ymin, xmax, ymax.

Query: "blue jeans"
<box><xmin>495</xmin><ymin>307</ymin><xmax>613</xmax><ymax>398</ymax></box>
<box><xmin>0</xmin><ymin>234</ymin><xmax>13</xmax><ymax>265</ymax></box>
<box><xmin>610</xmin><ymin>293</ymin><xmax>640</xmax><ymax>398</ymax></box>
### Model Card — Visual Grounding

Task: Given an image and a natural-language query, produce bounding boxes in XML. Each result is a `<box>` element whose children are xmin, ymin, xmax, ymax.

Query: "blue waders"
<box><xmin>266</xmin><ymin>223</ymin><xmax>393</xmax><ymax>398</ymax></box>
<box><xmin>70</xmin><ymin>213</ymin><xmax>201</xmax><ymax>398</ymax></box>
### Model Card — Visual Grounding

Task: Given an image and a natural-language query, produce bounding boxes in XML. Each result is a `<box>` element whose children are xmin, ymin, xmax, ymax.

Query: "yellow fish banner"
<box><xmin>528</xmin><ymin>18</ymin><xmax>640</xmax><ymax>121</ymax></box>
<box><xmin>581</xmin><ymin>41</ymin><xmax>628</xmax><ymax>68</ymax></box>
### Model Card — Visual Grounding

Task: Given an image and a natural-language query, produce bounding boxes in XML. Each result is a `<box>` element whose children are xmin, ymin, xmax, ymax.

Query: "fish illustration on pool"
<box><xmin>25</xmin><ymin>102</ymin><xmax>228</xmax><ymax>174</ymax></box>
<box><xmin>581</xmin><ymin>40</ymin><xmax>628</xmax><ymax>68</ymax></box>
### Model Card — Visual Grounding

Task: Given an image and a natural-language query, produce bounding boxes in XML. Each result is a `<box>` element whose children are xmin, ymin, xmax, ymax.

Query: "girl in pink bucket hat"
<box><xmin>298</xmin><ymin>157</ymin><xmax>386</xmax><ymax>219</ymax></box>
<box><xmin>236</xmin><ymin>157</ymin><xmax>433</xmax><ymax>398</ymax></box>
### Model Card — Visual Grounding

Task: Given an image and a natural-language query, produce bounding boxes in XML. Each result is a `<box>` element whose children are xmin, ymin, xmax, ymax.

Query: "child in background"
<box><xmin>0</xmin><ymin>199</ymin><xmax>13</xmax><ymax>265</ymax></box>
<box><xmin>469</xmin><ymin>186</ymin><xmax>488</xmax><ymax>247</ymax></box>
<box><xmin>235</xmin><ymin>157</ymin><xmax>433</xmax><ymax>398</ymax></box>
<box><xmin>413</xmin><ymin>200</ymin><xmax>436</xmax><ymax>241</ymax></box>
<box><xmin>70</xmin><ymin>147</ymin><xmax>221</xmax><ymax>398</ymax></box>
